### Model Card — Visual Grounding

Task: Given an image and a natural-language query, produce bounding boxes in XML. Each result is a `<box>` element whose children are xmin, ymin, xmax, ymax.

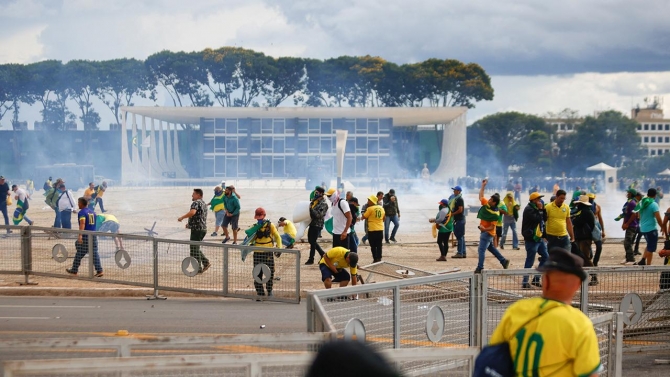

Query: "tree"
<box><xmin>97</xmin><ymin>58</ymin><xmax>155</xmax><ymax>127</ymax></box>
<box><xmin>414</xmin><ymin>59</ymin><xmax>494</xmax><ymax>108</ymax></box>
<box><xmin>0</xmin><ymin>64</ymin><xmax>32</xmax><ymax>128</ymax></box>
<box><xmin>202</xmin><ymin>47</ymin><xmax>241</xmax><ymax>107</ymax></box>
<box><xmin>146</xmin><ymin>50</ymin><xmax>212</xmax><ymax>109</ymax></box>
<box><xmin>304</xmin><ymin>56</ymin><xmax>361</xmax><ymax>107</ymax></box>
<box><xmin>557</xmin><ymin>110</ymin><xmax>643</xmax><ymax>175</ymax></box>
<box><xmin>64</xmin><ymin>60</ymin><xmax>101</xmax><ymax>130</ymax></box>
<box><xmin>263</xmin><ymin>56</ymin><xmax>305</xmax><ymax>107</ymax></box>
<box><xmin>468</xmin><ymin>112</ymin><xmax>553</xmax><ymax>176</ymax></box>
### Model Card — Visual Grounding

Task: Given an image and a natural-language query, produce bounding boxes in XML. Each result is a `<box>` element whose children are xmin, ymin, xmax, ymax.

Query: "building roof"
<box><xmin>120</xmin><ymin>106</ymin><xmax>468</xmax><ymax>127</ymax></box>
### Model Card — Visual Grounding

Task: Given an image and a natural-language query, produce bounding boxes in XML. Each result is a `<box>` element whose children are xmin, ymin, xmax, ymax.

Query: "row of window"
<box><xmin>642</xmin><ymin>136</ymin><xmax>670</xmax><ymax>144</ymax></box>
<box><xmin>203</xmin><ymin>135</ymin><xmax>390</xmax><ymax>154</ymax></box>
<box><xmin>202</xmin><ymin>155</ymin><xmax>388</xmax><ymax>178</ymax></box>
<box><xmin>638</xmin><ymin>124</ymin><xmax>670</xmax><ymax>131</ymax></box>
<box><xmin>552</xmin><ymin>123</ymin><xmax>575</xmax><ymax>131</ymax></box>
<box><xmin>649</xmin><ymin>149</ymin><xmax>669</xmax><ymax>156</ymax></box>
<box><xmin>201</xmin><ymin>117</ymin><xmax>392</xmax><ymax>136</ymax></box>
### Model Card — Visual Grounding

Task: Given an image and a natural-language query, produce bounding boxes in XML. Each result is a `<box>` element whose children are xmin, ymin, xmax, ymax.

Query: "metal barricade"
<box><xmin>591</xmin><ymin>312</ymin><xmax>624</xmax><ymax>377</ymax></box>
<box><xmin>0</xmin><ymin>225</ymin><xmax>23</xmax><ymax>276</ymax></box>
<box><xmin>1</xmin><ymin>347</ymin><xmax>479</xmax><ymax>377</ymax></box>
<box><xmin>307</xmin><ymin>271</ymin><xmax>476</xmax><ymax>350</ymax></box>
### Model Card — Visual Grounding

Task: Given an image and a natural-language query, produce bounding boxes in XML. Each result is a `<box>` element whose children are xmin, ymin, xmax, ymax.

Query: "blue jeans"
<box><xmin>477</xmin><ymin>232</ymin><xmax>506</xmax><ymax>270</ymax></box>
<box><xmin>546</xmin><ymin>235</ymin><xmax>570</xmax><ymax>251</ymax></box>
<box><xmin>384</xmin><ymin>215</ymin><xmax>399</xmax><ymax>241</ymax></box>
<box><xmin>522</xmin><ymin>240</ymin><xmax>549</xmax><ymax>283</ymax></box>
<box><xmin>70</xmin><ymin>235</ymin><xmax>102</xmax><ymax>274</ymax></box>
<box><xmin>280</xmin><ymin>233</ymin><xmax>294</xmax><ymax>248</ymax></box>
<box><xmin>453</xmin><ymin>218</ymin><xmax>466</xmax><ymax>255</ymax></box>
<box><xmin>349</xmin><ymin>231</ymin><xmax>359</xmax><ymax>254</ymax></box>
<box><xmin>501</xmin><ymin>222</ymin><xmax>518</xmax><ymax>248</ymax></box>
<box><xmin>53</xmin><ymin>208</ymin><xmax>61</xmax><ymax>228</ymax></box>
<box><xmin>0</xmin><ymin>203</ymin><xmax>8</xmax><ymax>227</ymax></box>
<box><xmin>60</xmin><ymin>210</ymin><xmax>72</xmax><ymax>229</ymax></box>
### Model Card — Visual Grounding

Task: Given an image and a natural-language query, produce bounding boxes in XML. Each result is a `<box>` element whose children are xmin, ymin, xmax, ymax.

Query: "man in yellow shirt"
<box><xmin>277</xmin><ymin>217</ymin><xmax>297</xmax><ymax>249</ymax></box>
<box><xmin>489</xmin><ymin>248</ymin><xmax>601</xmax><ymax>376</ymax></box>
<box><xmin>363</xmin><ymin>194</ymin><xmax>385</xmax><ymax>263</ymax></box>
<box><xmin>250</xmin><ymin>207</ymin><xmax>282</xmax><ymax>299</ymax></box>
<box><xmin>544</xmin><ymin>189</ymin><xmax>574</xmax><ymax>250</ymax></box>
<box><xmin>319</xmin><ymin>246</ymin><xmax>358</xmax><ymax>290</ymax></box>
<box><xmin>97</xmin><ymin>213</ymin><xmax>123</xmax><ymax>251</ymax></box>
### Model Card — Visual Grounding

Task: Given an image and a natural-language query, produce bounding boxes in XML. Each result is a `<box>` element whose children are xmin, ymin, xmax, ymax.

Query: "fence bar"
<box><xmin>580</xmin><ymin>277</ymin><xmax>589</xmax><ymax>314</ymax></box>
<box><xmin>393</xmin><ymin>286</ymin><xmax>401</xmax><ymax>349</ymax></box>
<box><xmin>615</xmin><ymin>312</ymin><xmax>623</xmax><ymax>377</ymax></box>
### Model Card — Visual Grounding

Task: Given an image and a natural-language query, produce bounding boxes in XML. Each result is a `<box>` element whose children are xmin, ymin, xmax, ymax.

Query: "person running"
<box><xmin>429</xmin><ymin>199</ymin><xmax>453</xmax><ymax>261</ymax></box>
<box><xmin>92</xmin><ymin>182</ymin><xmax>108</xmax><ymax>213</ymax></box>
<box><xmin>619</xmin><ymin>189</ymin><xmax>639</xmax><ymax>264</ymax></box>
<box><xmin>363</xmin><ymin>194</ymin><xmax>385</xmax><ymax>263</ymax></box>
<box><xmin>487</xmin><ymin>248</ymin><xmax>602</xmax><ymax>377</ymax></box>
<box><xmin>474</xmin><ymin>179</ymin><xmax>510</xmax><ymax>273</ymax></box>
<box><xmin>221</xmin><ymin>185</ymin><xmax>241</xmax><ymax>244</ymax></box>
<box><xmin>66</xmin><ymin>198</ymin><xmax>103</xmax><ymax>277</ymax></box>
<box><xmin>96</xmin><ymin>213</ymin><xmax>124</xmax><ymax>251</ymax></box>
<box><xmin>249</xmin><ymin>207</ymin><xmax>282</xmax><ymax>299</ymax></box>
<box><xmin>277</xmin><ymin>217</ymin><xmax>297</xmax><ymax>249</ymax></box>
<box><xmin>306</xmin><ymin>186</ymin><xmax>328</xmax><ymax>265</ymax></box>
<box><xmin>520</xmin><ymin>192</ymin><xmax>549</xmax><ymax>288</ymax></box>
<box><xmin>0</xmin><ymin>176</ymin><xmax>10</xmax><ymax>233</ymax></box>
<box><xmin>178</xmin><ymin>188</ymin><xmax>210</xmax><ymax>274</ymax></box>
<box><xmin>11</xmin><ymin>185</ymin><xmax>33</xmax><ymax>226</ymax></box>
<box><xmin>208</xmin><ymin>186</ymin><xmax>225</xmax><ymax>237</ymax></box>
<box><xmin>500</xmin><ymin>192</ymin><xmax>520</xmax><ymax>250</ymax></box>
<box><xmin>450</xmin><ymin>186</ymin><xmax>467</xmax><ymax>258</ymax></box>
<box><xmin>319</xmin><ymin>247</ymin><xmax>358</xmax><ymax>290</ymax></box>
<box><xmin>635</xmin><ymin>188</ymin><xmax>665</xmax><ymax>265</ymax></box>
<box><xmin>544</xmin><ymin>189</ymin><xmax>574</xmax><ymax>251</ymax></box>
<box><xmin>382</xmin><ymin>189</ymin><xmax>400</xmax><ymax>243</ymax></box>
<box><xmin>44</xmin><ymin>178</ymin><xmax>64</xmax><ymax>228</ymax></box>
<box><xmin>84</xmin><ymin>182</ymin><xmax>96</xmax><ymax>209</ymax></box>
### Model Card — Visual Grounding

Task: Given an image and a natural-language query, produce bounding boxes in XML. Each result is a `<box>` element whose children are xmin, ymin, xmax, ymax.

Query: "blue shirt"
<box><xmin>78</xmin><ymin>207</ymin><xmax>97</xmax><ymax>231</ymax></box>
<box><xmin>0</xmin><ymin>182</ymin><xmax>9</xmax><ymax>204</ymax></box>
<box><xmin>639</xmin><ymin>201</ymin><xmax>660</xmax><ymax>233</ymax></box>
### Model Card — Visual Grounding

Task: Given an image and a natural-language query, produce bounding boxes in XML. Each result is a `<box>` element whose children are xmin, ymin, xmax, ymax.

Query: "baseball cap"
<box><xmin>388</xmin><ymin>189</ymin><xmax>395</xmax><ymax>194</ymax></box>
<box><xmin>368</xmin><ymin>194</ymin><xmax>378</xmax><ymax>204</ymax></box>
<box><xmin>538</xmin><ymin>248</ymin><xmax>587</xmax><ymax>281</ymax></box>
<box><xmin>347</xmin><ymin>252</ymin><xmax>358</xmax><ymax>268</ymax></box>
<box><xmin>315</xmin><ymin>186</ymin><xmax>325</xmax><ymax>193</ymax></box>
<box><xmin>438</xmin><ymin>199</ymin><xmax>449</xmax><ymax>206</ymax></box>
<box><xmin>451</xmin><ymin>186</ymin><xmax>462</xmax><ymax>192</ymax></box>
<box><xmin>529</xmin><ymin>192</ymin><xmax>544</xmax><ymax>201</ymax></box>
<box><xmin>254</xmin><ymin>207</ymin><xmax>266</xmax><ymax>219</ymax></box>
<box><xmin>587</xmin><ymin>193</ymin><xmax>595</xmax><ymax>199</ymax></box>
<box><xmin>326</xmin><ymin>188</ymin><xmax>336</xmax><ymax>196</ymax></box>
<box><xmin>349</xmin><ymin>197</ymin><xmax>359</xmax><ymax>205</ymax></box>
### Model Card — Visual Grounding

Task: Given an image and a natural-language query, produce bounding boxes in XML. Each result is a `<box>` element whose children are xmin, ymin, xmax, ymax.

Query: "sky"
<box><xmin>1</xmin><ymin>0</ymin><xmax>669</xmax><ymax>127</ymax></box>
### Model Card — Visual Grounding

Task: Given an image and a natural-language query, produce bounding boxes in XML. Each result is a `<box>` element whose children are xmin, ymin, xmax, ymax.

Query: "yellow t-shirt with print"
<box><xmin>283</xmin><ymin>220</ymin><xmax>297</xmax><ymax>239</ymax></box>
<box><xmin>363</xmin><ymin>205</ymin><xmax>385</xmax><ymax>231</ymax></box>
<box><xmin>545</xmin><ymin>201</ymin><xmax>570</xmax><ymax>237</ymax></box>
<box><xmin>319</xmin><ymin>247</ymin><xmax>357</xmax><ymax>276</ymax></box>
<box><xmin>490</xmin><ymin>297</ymin><xmax>601</xmax><ymax>377</ymax></box>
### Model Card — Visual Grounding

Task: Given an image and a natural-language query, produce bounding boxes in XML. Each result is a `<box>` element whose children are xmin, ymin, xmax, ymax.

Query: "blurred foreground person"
<box><xmin>306</xmin><ymin>340</ymin><xmax>400</xmax><ymax>377</ymax></box>
<box><xmin>480</xmin><ymin>248</ymin><xmax>601</xmax><ymax>377</ymax></box>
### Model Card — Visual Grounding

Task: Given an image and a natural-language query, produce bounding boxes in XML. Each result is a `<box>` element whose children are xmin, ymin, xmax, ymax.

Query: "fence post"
<box><xmin>87</xmin><ymin>231</ymin><xmax>94</xmax><ymax>279</ymax></box>
<box><xmin>306</xmin><ymin>294</ymin><xmax>314</xmax><ymax>333</ymax></box>
<box><xmin>479</xmin><ymin>272</ymin><xmax>489</xmax><ymax>347</ymax></box>
<box><xmin>147</xmin><ymin>238</ymin><xmax>166</xmax><ymax>300</ymax></box>
<box><xmin>471</xmin><ymin>274</ymin><xmax>478</xmax><ymax>347</ymax></box>
<box><xmin>223</xmin><ymin>246</ymin><xmax>229</xmax><ymax>296</ymax></box>
<box><xmin>615</xmin><ymin>312</ymin><xmax>623</xmax><ymax>377</ymax></box>
<box><xmin>295</xmin><ymin>249</ymin><xmax>301</xmax><ymax>303</ymax></box>
<box><xmin>393</xmin><ymin>286</ymin><xmax>401</xmax><ymax>349</ymax></box>
<box><xmin>580</xmin><ymin>277</ymin><xmax>589</xmax><ymax>314</ymax></box>
<box><xmin>20</xmin><ymin>226</ymin><xmax>36</xmax><ymax>286</ymax></box>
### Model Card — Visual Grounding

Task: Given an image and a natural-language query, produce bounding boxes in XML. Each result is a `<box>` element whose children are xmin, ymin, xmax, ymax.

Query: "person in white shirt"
<box><xmin>326</xmin><ymin>188</ymin><xmax>352</xmax><ymax>249</ymax></box>
<box><xmin>56</xmin><ymin>183</ymin><xmax>77</xmax><ymax>229</ymax></box>
<box><xmin>11</xmin><ymin>185</ymin><xmax>33</xmax><ymax>226</ymax></box>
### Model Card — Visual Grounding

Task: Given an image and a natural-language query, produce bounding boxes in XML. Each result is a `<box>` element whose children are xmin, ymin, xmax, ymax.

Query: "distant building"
<box><xmin>631</xmin><ymin>106</ymin><xmax>670</xmax><ymax>157</ymax></box>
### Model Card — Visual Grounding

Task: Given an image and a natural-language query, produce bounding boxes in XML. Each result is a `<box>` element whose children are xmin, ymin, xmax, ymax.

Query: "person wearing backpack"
<box><xmin>249</xmin><ymin>207</ymin><xmax>282</xmax><ymax>299</ymax></box>
<box><xmin>44</xmin><ymin>178</ymin><xmax>64</xmax><ymax>228</ymax></box>
<box><xmin>571</xmin><ymin>194</ymin><xmax>595</xmax><ymax>270</ymax></box>
<box><xmin>520</xmin><ymin>192</ymin><xmax>549</xmax><ymax>289</ymax></box>
<box><xmin>56</xmin><ymin>182</ymin><xmax>77</xmax><ymax>229</ymax></box>
<box><xmin>326</xmin><ymin>188</ymin><xmax>352</xmax><ymax>249</ymax></box>
<box><xmin>477</xmin><ymin>248</ymin><xmax>602</xmax><ymax>377</ymax></box>
<box><xmin>429</xmin><ymin>199</ymin><xmax>453</xmax><ymax>261</ymax></box>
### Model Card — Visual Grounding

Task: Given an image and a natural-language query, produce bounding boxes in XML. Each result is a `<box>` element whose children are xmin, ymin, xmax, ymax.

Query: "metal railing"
<box><xmin>2</xmin><ymin>225</ymin><xmax>300</xmax><ymax>303</ymax></box>
<box><xmin>1</xmin><ymin>347</ymin><xmax>479</xmax><ymax>377</ymax></box>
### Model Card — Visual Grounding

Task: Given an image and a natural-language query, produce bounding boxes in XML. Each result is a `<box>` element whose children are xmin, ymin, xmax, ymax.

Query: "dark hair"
<box><xmin>490</xmin><ymin>194</ymin><xmax>500</xmax><ymax>205</ymax></box>
<box><xmin>376</xmin><ymin>191</ymin><xmax>383</xmax><ymax>196</ymax></box>
<box><xmin>648</xmin><ymin>188</ymin><xmax>657</xmax><ymax>197</ymax></box>
<box><xmin>11</xmin><ymin>184</ymin><xmax>17</xmax><ymax>190</ymax></box>
<box><xmin>278</xmin><ymin>217</ymin><xmax>287</xmax><ymax>222</ymax></box>
<box><xmin>78</xmin><ymin>197</ymin><xmax>88</xmax><ymax>207</ymax></box>
<box><xmin>315</xmin><ymin>186</ymin><xmax>325</xmax><ymax>193</ymax></box>
<box><xmin>193</xmin><ymin>188</ymin><xmax>204</xmax><ymax>197</ymax></box>
<box><xmin>556</xmin><ymin>189</ymin><xmax>567</xmax><ymax>197</ymax></box>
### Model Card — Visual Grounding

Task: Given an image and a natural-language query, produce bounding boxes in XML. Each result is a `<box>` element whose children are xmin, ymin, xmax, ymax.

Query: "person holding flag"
<box><xmin>11</xmin><ymin>185</ymin><xmax>34</xmax><ymax>226</ymax></box>
<box><xmin>520</xmin><ymin>192</ymin><xmax>549</xmax><ymax>288</ymax></box>
<box><xmin>429</xmin><ymin>199</ymin><xmax>453</xmax><ymax>261</ymax></box>
<box><xmin>474</xmin><ymin>179</ymin><xmax>509</xmax><ymax>273</ymax></box>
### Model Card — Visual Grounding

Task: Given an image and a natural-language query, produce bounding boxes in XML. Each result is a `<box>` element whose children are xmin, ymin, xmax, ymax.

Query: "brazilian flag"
<box><xmin>12</xmin><ymin>199</ymin><xmax>26</xmax><ymax>225</ymax></box>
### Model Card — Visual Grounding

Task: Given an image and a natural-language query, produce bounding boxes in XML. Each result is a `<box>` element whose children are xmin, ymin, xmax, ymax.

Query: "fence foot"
<box><xmin>19</xmin><ymin>274</ymin><xmax>38</xmax><ymax>286</ymax></box>
<box><xmin>146</xmin><ymin>290</ymin><xmax>167</xmax><ymax>300</ymax></box>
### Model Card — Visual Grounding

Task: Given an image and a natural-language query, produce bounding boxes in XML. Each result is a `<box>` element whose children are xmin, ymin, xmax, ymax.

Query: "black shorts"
<box><xmin>320</xmin><ymin>264</ymin><xmax>351</xmax><ymax>282</ymax></box>
<box><xmin>496</xmin><ymin>226</ymin><xmax>502</xmax><ymax>237</ymax></box>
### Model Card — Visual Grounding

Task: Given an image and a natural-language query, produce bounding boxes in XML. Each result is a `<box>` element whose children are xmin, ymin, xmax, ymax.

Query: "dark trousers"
<box><xmin>546</xmin><ymin>235</ymin><xmax>571</xmax><ymax>251</ymax></box>
<box><xmin>53</xmin><ymin>208</ymin><xmax>61</xmax><ymax>228</ymax></box>
<box><xmin>623</xmin><ymin>228</ymin><xmax>637</xmax><ymax>262</ymax></box>
<box><xmin>308</xmin><ymin>225</ymin><xmax>325</xmax><ymax>261</ymax></box>
<box><xmin>333</xmin><ymin>233</ymin><xmax>349</xmax><ymax>248</ymax></box>
<box><xmin>60</xmin><ymin>210</ymin><xmax>72</xmax><ymax>229</ymax></box>
<box><xmin>253</xmin><ymin>251</ymin><xmax>275</xmax><ymax>296</ymax></box>
<box><xmin>95</xmin><ymin>197</ymin><xmax>105</xmax><ymax>212</ymax></box>
<box><xmin>453</xmin><ymin>219</ymin><xmax>466</xmax><ymax>256</ymax></box>
<box><xmin>368</xmin><ymin>231</ymin><xmax>383</xmax><ymax>262</ymax></box>
<box><xmin>189</xmin><ymin>229</ymin><xmax>209</xmax><ymax>270</ymax></box>
<box><xmin>592</xmin><ymin>240</ymin><xmax>603</xmax><ymax>266</ymax></box>
<box><xmin>349</xmin><ymin>231</ymin><xmax>358</xmax><ymax>254</ymax></box>
<box><xmin>0</xmin><ymin>203</ymin><xmax>8</xmax><ymax>228</ymax></box>
<box><xmin>437</xmin><ymin>231</ymin><xmax>452</xmax><ymax>257</ymax></box>
<box><xmin>575</xmin><ymin>240</ymin><xmax>595</xmax><ymax>267</ymax></box>
<box><xmin>71</xmin><ymin>235</ymin><xmax>102</xmax><ymax>273</ymax></box>
<box><xmin>634</xmin><ymin>229</ymin><xmax>643</xmax><ymax>254</ymax></box>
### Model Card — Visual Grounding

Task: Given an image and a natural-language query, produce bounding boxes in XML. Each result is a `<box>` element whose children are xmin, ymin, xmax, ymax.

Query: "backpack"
<box><xmin>44</xmin><ymin>188</ymin><xmax>57</xmax><ymax>209</ymax></box>
<box><xmin>255</xmin><ymin>220</ymin><xmax>272</xmax><ymax>239</ymax></box>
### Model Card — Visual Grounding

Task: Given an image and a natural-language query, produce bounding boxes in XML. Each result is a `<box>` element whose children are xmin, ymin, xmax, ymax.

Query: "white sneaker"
<box><xmin>620</xmin><ymin>260</ymin><xmax>635</xmax><ymax>265</ymax></box>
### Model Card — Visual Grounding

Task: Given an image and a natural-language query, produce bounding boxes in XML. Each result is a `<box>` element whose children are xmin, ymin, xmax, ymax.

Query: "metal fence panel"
<box><xmin>0</xmin><ymin>225</ymin><xmax>22</xmax><ymax>274</ymax></box>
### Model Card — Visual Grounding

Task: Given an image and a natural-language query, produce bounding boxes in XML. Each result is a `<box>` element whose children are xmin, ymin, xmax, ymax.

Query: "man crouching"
<box><xmin>319</xmin><ymin>247</ymin><xmax>358</xmax><ymax>290</ymax></box>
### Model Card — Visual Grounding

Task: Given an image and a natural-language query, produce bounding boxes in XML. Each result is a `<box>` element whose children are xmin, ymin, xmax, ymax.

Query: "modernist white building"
<box><xmin>119</xmin><ymin>106</ymin><xmax>467</xmax><ymax>184</ymax></box>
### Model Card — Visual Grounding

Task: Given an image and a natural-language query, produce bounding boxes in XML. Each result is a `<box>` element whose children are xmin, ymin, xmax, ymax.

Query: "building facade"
<box><xmin>632</xmin><ymin>107</ymin><xmax>670</xmax><ymax>156</ymax></box>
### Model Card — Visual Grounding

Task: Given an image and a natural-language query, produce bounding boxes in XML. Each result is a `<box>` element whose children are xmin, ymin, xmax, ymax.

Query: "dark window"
<box><xmin>644</xmin><ymin>124</ymin><xmax>649</xmax><ymax>130</ymax></box>
<box><xmin>651</xmin><ymin>150</ymin><xmax>656</xmax><ymax>155</ymax></box>
<box><xmin>652</xmin><ymin>137</ymin><xmax>656</xmax><ymax>142</ymax></box>
<box><xmin>644</xmin><ymin>137</ymin><xmax>649</xmax><ymax>143</ymax></box>
<box><xmin>652</xmin><ymin>124</ymin><xmax>656</xmax><ymax>130</ymax></box>
<box><xmin>637</xmin><ymin>125</ymin><xmax>642</xmax><ymax>130</ymax></box>
<box><xmin>666</xmin><ymin>124</ymin><xmax>670</xmax><ymax>131</ymax></box>
<box><xmin>665</xmin><ymin>137</ymin><xmax>669</xmax><ymax>143</ymax></box>
<box><xmin>273</xmin><ymin>119</ymin><xmax>285</xmax><ymax>134</ymax></box>
<box><xmin>321</xmin><ymin>120</ymin><xmax>332</xmax><ymax>134</ymax></box>
<box><xmin>659</xmin><ymin>149</ymin><xmax>664</xmax><ymax>155</ymax></box>
<box><xmin>215</xmin><ymin>136</ymin><xmax>225</xmax><ymax>152</ymax></box>
<box><xmin>226</xmin><ymin>138</ymin><xmax>237</xmax><ymax>153</ymax></box>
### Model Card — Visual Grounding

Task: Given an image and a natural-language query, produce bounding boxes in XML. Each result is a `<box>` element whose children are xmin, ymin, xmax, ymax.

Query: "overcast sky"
<box><xmin>1</xmin><ymin>0</ymin><xmax>669</xmax><ymax>126</ymax></box>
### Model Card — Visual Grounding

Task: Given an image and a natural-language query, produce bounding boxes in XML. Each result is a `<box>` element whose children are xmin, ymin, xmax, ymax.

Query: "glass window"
<box><xmin>379</xmin><ymin>135</ymin><xmax>390</xmax><ymax>153</ymax></box>
<box><xmin>344</xmin><ymin>158</ymin><xmax>355</xmax><ymax>176</ymax></box>
<box><xmin>202</xmin><ymin>120</ymin><xmax>215</xmax><ymax>134</ymax></box>
<box><xmin>285</xmin><ymin>120</ymin><xmax>296</xmax><ymax>134</ymax></box>
<box><xmin>652</xmin><ymin>137</ymin><xmax>656</xmax><ymax>142</ymax></box>
<box><xmin>308</xmin><ymin>119</ymin><xmax>320</xmax><ymax>134</ymax></box>
<box><xmin>226</xmin><ymin>138</ymin><xmax>237</xmax><ymax>153</ymax></box>
<box><xmin>659</xmin><ymin>149</ymin><xmax>664</xmax><ymax>155</ymax></box>
<box><xmin>262</xmin><ymin>136</ymin><xmax>273</xmax><ymax>152</ymax></box>
<box><xmin>215</xmin><ymin>119</ymin><xmax>226</xmax><ymax>133</ymax></box>
<box><xmin>251</xmin><ymin>119</ymin><xmax>261</xmax><ymax>134</ymax></box>
<box><xmin>368</xmin><ymin>121</ymin><xmax>379</xmax><ymax>134</ymax></box>
<box><xmin>321</xmin><ymin>137</ymin><xmax>332</xmax><ymax>154</ymax></box>
<box><xmin>666</xmin><ymin>137</ymin><xmax>669</xmax><ymax>143</ymax></box>
<box><xmin>261</xmin><ymin>156</ymin><xmax>272</xmax><ymax>174</ymax></box>
<box><xmin>644</xmin><ymin>137</ymin><xmax>649</xmax><ymax>143</ymax></box>
<box><xmin>637</xmin><ymin>125</ymin><xmax>642</xmax><ymax>130</ymax></box>
<box><xmin>651</xmin><ymin>150</ymin><xmax>656</xmax><ymax>155</ymax></box>
<box><xmin>273</xmin><ymin>138</ymin><xmax>285</xmax><ymax>153</ymax></box>
<box><xmin>215</xmin><ymin>156</ymin><xmax>225</xmax><ymax>175</ymax></box>
<box><xmin>203</xmin><ymin>157</ymin><xmax>214</xmax><ymax>177</ymax></box>
<box><xmin>261</xmin><ymin>119</ymin><xmax>273</xmax><ymax>134</ymax></box>
<box><xmin>251</xmin><ymin>137</ymin><xmax>261</xmax><ymax>153</ymax></box>
<box><xmin>379</xmin><ymin>119</ymin><xmax>391</xmax><ymax>133</ymax></box>
<box><xmin>346</xmin><ymin>137</ymin><xmax>355</xmax><ymax>153</ymax></box>
<box><xmin>356</xmin><ymin>136</ymin><xmax>367</xmax><ymax>152</ymax></box>
<box><xmin>203</xmin><ymin>137</ymin><xmax>214</xmax><ymax>153</ymax></box>
<box><xmin>226</xmin><ymin>119</ymin><xmax>237</xmax><ymax>134</ymax></box>
<box><xmin>321</xmin><ymin>119</ymin><xmax>332</xmax><ymax>134</ymax></box>
<box><xmin>215</xmin><ymin>136</ymin><xmax>225</xmax><ymax>152</ymax></box>
<box><xmin>285</xmin><ymin>136</ymin><xmax>295</xmax><ymax>152</ymax></box>
<box><xmin>567</xmin><ymin>124</ymin><xmax>573</xmax><ymax>130</ymax></box>
<box><xmin>666</xmin><ymin>124</ymin><xmax>670</xmax><ymax>131</ymax></box>
<box><xmin>368</xmin><ymin>138</ymin><xmax>379</xmax><ymax>153</ymax></box>
<box><xmin>273</xmin><ymin>119</ymin><xmax>285</xmax><ymax>134</ymax></box>
<box><xmin>644</xmin><ymin>124</ymin><xmax>649</xmax><ymax>130</ymax></box>
<box><xmin>226</xmin><ymin>157</ymin><xmax>237</xmax><ymax>177</ymax></box>
<box><xmin>356</xmin><ymin>156</ymin><xmax>367</xmax><ymax>175</ymax></box>
<box><xmin>297</xmin><ymin>119</ymin><xmax>308</xmax><ymax>134</ymax></box>
<box><xmin>273</xmin><ymin>157</ymin><xmax>285</xmax><ymax>177</ymax></box>
<box><xmin>238</xmin><ymin>120</ymin><xmax>248</xmax><ymax>134</ymax></box>
<box><xmin>297</xmin><ymin>138</ymin><xmax>308</xmax><ymax>153</ymax></box>
<box><xmin>652</xmin><ymin>124</ymin><xmax>656</xmax><ymax>130</ymax></box>
<box><xmin>367</xmin><ymin>157</ymin><xmax>379</xmax><ymax>177</ymax></box>
<box><xmin>356</xmin><ymin>119</ymin><xmax>367</xmax><ymax>134</ymax></box>
<box><xmin>308</xmin><ymin>136</ymin><xmax>319</xmax><ymax>152</ymax></box>
<box><xmin>343</xmin><ymin>119</ymin><xmax>355</xmax><ymax>134</ymax></box>
<box><xmin>238</xmin><ymin>136</ymin><xmax>249</xmax><ymax>152</ymax></box>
